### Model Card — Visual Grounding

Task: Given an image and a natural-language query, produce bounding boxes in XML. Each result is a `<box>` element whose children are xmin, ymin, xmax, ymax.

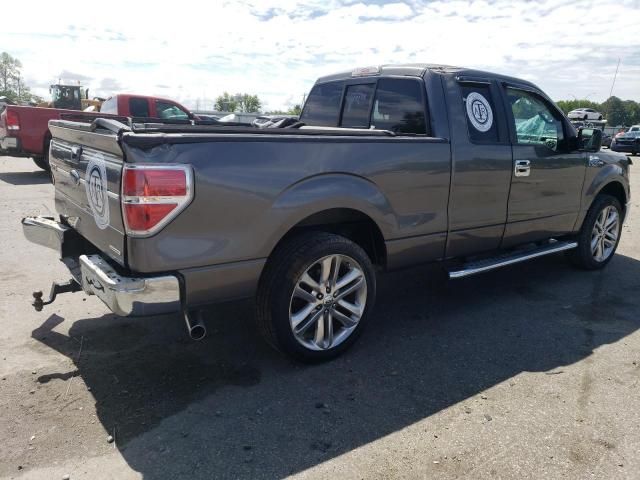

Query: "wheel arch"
<box><xmin>596</xmin><ymin>180</ymin><xmax>627</xmax><ymax>212</ymax></box>
<box><xmin>267</xmin><ymin>207</ymin><xmax>387</xmax><ymax>269</ymax></box>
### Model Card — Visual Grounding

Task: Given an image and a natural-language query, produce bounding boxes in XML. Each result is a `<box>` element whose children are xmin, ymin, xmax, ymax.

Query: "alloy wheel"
<box><xmin>289</xmin><ymin>254</ymin><xmax>367</xmax><ymax>351</ymax></box>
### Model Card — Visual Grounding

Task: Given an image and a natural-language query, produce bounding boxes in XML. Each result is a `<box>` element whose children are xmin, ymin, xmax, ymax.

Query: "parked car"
<box><xmin>22</xmin><ymin>64</ymin><xmax>631</xmax><ymax>362</ymax></box>
<box><xmin>0</xmin><ymin>94</ymin><xmax>196</xmax><ymax>171</ymax></box>
<box><xmin>568</xmin><ymin>108</ymin><xmax>603</xmax><ymax>121</ymax></box>
<box><xmin>611</xmin><ymin>130</ymin><xmax>640</xmax><ymax>155</ymax></box>
<box><xmin>602</xmin><ymin>132</ymin><xmax>612</xmax><ymax>148</ymax></box>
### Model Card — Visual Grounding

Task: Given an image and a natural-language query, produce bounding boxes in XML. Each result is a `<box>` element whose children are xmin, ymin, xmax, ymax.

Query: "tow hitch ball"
<box><xmin>32</xmin><ymin>280</ymin><xmax>81</xmax><ymax>312</ymax></box>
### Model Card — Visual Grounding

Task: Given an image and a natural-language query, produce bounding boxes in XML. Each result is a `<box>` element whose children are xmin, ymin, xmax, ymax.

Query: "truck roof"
<box><xmin>315</xmin><ymin>63</ymin><xmax>539</xmax><ymax>90</ymax></box>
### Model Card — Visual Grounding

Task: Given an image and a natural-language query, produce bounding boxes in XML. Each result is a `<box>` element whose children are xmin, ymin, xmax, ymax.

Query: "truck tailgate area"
<box><xmin>49</xmin><ymin>123</ymin><xmax>126</xmax><ymax>265</ymax></box>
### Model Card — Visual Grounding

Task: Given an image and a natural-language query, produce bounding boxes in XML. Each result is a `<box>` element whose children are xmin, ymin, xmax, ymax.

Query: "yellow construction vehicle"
<box><xmin>37</xmin><ymin>83</ymin><xmax>103</xmax><ymax>111</ymax></box>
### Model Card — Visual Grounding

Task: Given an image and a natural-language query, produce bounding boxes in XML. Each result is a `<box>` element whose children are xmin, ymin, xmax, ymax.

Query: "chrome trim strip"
<box><xmin>448</xmin><ymin>241</ymin><xmax>578</xmax><ymax>279</ymax></box>
<box><xmin>79</xmin><ymin>254</ymin><xmax>181</xmax><ymax>316</ymax></box>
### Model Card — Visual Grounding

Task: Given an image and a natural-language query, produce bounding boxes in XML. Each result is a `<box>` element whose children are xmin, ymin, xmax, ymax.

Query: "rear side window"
<box><xmin>100</xmin><ymin>97</ymin><xmax>117</xmax><ymax>114</ymax></box>
<box><xmin>300</xmin><ymin>81</ymin><xmax>344</xmax><ymax>126</ymax></box>
<box><xmin>129</xmin><ymin>97</ymin><xmax>149</xmax><ymax>117</ymax></box>
<box><xmin>340</xmin><ymin>84</ymin><xmax>375</xmax><ymax>128</ymax></box>
<box><xmin>371</xmin><ymin>78</ymin><xmax>426</xmax><ymax>134</ymax></box>
<box><xmin>460</xmin><ymin>84</ymin><xmax>499</xmax><ymax>143</ymax></box>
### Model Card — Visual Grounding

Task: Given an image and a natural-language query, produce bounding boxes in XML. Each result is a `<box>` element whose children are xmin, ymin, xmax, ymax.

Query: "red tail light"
<box><xmin>122</xmin><ymin>165</ymin><xmax>193</xmax><ymax>236</ymax></box>
<box><xmin>5</xmin><ymin>109</ymin><xmax>20</xmax><ymax>131</ymax></box>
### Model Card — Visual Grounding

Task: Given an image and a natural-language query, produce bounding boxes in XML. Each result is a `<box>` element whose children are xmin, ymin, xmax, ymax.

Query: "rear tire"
<box><xmin>567</xmin><ymin>194</ymin><xmax>622</xmax><ymax>270</ymax></box>
<box><xmin>32</xmin><ymin>155</ymin><xmax>48</xmax><ymax>171</ymax></box>
<box><xmin>256</xmin><ymin>232</ymin><xmax>376</xmax><ymax>363</ymax></box>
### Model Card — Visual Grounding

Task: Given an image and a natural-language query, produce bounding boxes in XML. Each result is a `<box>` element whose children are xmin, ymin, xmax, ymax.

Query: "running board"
<box><xmin>448</xmin><ymin>240</ymin><xmax>578</xmax><ymax>279</ymax></box>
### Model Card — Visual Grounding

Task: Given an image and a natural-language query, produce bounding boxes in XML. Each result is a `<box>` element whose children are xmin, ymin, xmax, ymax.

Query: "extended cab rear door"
<box><xmin>442</xmin><ymin>75</ymin><xmax>513</xmax><ymax>258</ymax></box>
<box><xmin>501</xmin><ymin>85</ymin><xmax>586</xmax><ymax>247</ymax></box>
<box><xmin>48</xmin><ymin>121</ymin><xmax>126</xmax><ymax>265</ymax></box>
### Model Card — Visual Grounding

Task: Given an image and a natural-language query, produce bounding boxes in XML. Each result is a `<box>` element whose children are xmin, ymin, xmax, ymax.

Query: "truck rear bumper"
<box><xmin>79</xmin><ymin>254</ymin><xmax>181</xmax><ymax>316</ymax></box>
<box><xmin>22</xmin><ymin>215</ymin><xmax>181</xmax><ymax>317</ymax></box>
<box><xmin>0</xmin><ymin>136</ymin><xmax>30</xmax><ymax>157</ymax></box>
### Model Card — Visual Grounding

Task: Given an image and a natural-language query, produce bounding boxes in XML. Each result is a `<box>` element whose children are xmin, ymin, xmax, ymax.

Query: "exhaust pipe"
<box><xmin>184</xmin><ymin>309</ymin><xmax>207</xmax><ymax>341</ymax></box>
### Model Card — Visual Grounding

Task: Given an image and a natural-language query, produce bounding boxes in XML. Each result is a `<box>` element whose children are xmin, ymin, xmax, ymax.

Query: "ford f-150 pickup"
<box><xmin>0</xmin><ymin>94</ymin><xmax>195</xmax><ymax>171</ymax></box>
<box><xmin>22</xmin><ymin>64</ymin><xmax>632</xmax><ymax>362</ymax></box>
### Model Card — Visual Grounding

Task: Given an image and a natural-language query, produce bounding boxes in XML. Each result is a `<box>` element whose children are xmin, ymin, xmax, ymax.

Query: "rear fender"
<box><xmin>263</xmin><ymin>173</ymin><xmax>395</xmax><ymax>249</ymax></box>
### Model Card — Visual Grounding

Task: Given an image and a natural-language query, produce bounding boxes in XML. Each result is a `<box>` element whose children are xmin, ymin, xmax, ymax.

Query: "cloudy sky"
<box><xmin>2</xmin><ymin>0</ymin><xmax>639</xmax><ymax>111</ymax></box>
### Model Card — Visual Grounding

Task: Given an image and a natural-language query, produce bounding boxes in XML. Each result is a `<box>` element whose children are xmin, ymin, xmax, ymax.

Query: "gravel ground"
<box><xmin>1</xmin><ymin>155</ymin><xmax>639</xmax><ymax>480</ymax></box>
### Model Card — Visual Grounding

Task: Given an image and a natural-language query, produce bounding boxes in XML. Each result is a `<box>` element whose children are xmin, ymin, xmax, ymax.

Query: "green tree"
<box><xmin>622</xmin><ymin>100</ymin><xmax>640</xmax><ymax>125</ymax></box>
<box><xmin>237</xmin><ymin>93</ymin><xmax>261</xmax><ymax>113</ymax></box>
<box><xmin>555</xmin><ymin>99</ymin><xmax>600</xmax><ymax>116</ymax></box>
<box><xmin>214</xmin><ymin>92</ymin><xmax>238</xmax><ymax>112</ymax></box>
<box><xmin>0</xmin><ymin>52</ymin><xmax>22</xmax><ymax>100</ymax></box>
<box><xmin>288</xmin><ymin>104</ymin><xmax>302</xmax><ymax>116</ymax></box>
<box><xmin>600</xmin><ymin>96</ymin><xmax>626</xmax><ymax>126</ymax></box>
<box><xmin>0</xmin><ymin>52</ymin><xmax>41</xmax><ymax>103</ymax></box>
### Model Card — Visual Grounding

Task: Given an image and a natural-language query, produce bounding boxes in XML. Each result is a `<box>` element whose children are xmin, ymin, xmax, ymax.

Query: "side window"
<box><xmin>460</xmin><ymin>84</ymin><xmax>499</xmax><ymax>143</ymax></box>
<box><xmin>129</xmin><ymin>97</ymin><xmax>149</xmax><ymax>117</ymax></box>
<box><xmin>340</xmin><ymin>84</ymin><xmax>375</xmax><ymax>128</ymax></box>
<box><xmin>100</xmin><ymin>97</ymin><xmax>117</xmax><ymax>114</ymax></box>
<box><xmin>156</xmin><ymin>101</ymin><xmax>189</xmax><ymax>120</ymax></box>
<box><xmin>371</xmin><ymin>78</ymin><xmax>426</xmax><ymax>134</ymax></box>
<box><xmin>506</xmin><ymin>88</ymin><xmax>564</xmax><ymax>151</ymax></box>
<box><xmin>300</xmin><ymin>81</ymin><xmax>344</xmax><ymax>126</ymax></box>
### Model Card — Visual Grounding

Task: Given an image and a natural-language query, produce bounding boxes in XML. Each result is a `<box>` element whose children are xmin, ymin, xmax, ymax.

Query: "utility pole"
<box><xmin>609</xmin><ymin>58</ymin><xmax>620</xmax><ymax>99</ymax></box>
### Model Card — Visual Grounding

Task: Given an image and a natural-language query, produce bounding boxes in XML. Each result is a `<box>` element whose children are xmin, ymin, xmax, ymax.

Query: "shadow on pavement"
<box><xmin>32</xmin><ymin>252</ymin><xmax>640</xmax><ymax>479</ymax></box>
<box><xmin>0</xmin><ymin>169</ymin><xmax>50</xmax><ymax>185</ymax></box>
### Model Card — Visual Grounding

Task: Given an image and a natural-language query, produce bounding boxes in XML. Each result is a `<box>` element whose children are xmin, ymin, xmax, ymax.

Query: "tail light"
<box><xmin>5</xmin><ymin>109</ymin><xmax>20</xmax><ymax>131</ymax></box>
<box><xmin>122</xmin><ymin>165</ymin><xmax>193</xmax><ymax>237</ymax></box>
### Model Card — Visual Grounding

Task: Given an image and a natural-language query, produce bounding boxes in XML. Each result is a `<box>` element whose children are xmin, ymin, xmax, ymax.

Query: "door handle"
<box><xmin>515</xmin><ymin>159</ymin><xmax>531</xmax><ymax>177</ymax></box>
<box><xmin>70</xmin><ymin>145</ymin><xmax>83</xmax><ymax>163</ymax></box>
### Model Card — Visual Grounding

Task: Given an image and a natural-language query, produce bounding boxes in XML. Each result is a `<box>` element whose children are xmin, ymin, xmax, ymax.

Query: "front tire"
<box><xmin>567</xmin><ymin>194</ymin><xmax>622</xmax><ymax>270</ymax></box>
<box><xmin>256</xmin><ymin>232</ymin><xmax>376</xmax><ymax>362</ymax></box>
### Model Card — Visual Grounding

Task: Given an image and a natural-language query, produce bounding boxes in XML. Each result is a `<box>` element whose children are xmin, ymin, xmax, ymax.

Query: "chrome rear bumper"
<box><xmin>22</xmin><ymin>215</ymin><xmax>181</xmax><ymax>317</ymax></box>
<box><xmin>79</xmin><ymin>254</ymin><xmax>180</xmax><ymax>316</ymax></box>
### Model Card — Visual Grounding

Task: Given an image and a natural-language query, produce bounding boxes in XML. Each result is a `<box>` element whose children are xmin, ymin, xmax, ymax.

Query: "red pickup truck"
<box><xmin>0</xmin><ymin>94</ymin><xmax>195</xmax><ymax>171</ymax></box>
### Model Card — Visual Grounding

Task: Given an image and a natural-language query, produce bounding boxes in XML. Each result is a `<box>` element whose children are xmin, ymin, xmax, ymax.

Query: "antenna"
<box><xmin>608</xmin><ymin>58</ymin><xmax>620</xmax><ymax>99</ymax></box>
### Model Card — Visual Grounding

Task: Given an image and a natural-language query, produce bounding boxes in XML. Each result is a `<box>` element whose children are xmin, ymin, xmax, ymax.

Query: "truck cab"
<box><xmin>99</xmin><ymin>94</ymin><xmax>194</xmax><ymax>120</ymax></box>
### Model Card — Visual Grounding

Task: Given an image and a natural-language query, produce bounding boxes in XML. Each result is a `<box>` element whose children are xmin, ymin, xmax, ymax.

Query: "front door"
<box><xmin>502</xmin><ymin>87</ymin><xmax>586</xmax><ymax>248</ymax></box>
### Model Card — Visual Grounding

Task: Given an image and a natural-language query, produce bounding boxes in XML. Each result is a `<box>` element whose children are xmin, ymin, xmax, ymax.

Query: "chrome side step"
<box><xmin>448</xmin><ymin>240</ymin><xmax>578</xmax><ymax>279</ymax></box>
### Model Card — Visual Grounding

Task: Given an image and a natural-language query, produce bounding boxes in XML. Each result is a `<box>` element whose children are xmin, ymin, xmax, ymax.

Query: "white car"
<box><xmin>568</xmin><ymin>108</ymin><xmax>603</xmax><ymax>120</ymax></box>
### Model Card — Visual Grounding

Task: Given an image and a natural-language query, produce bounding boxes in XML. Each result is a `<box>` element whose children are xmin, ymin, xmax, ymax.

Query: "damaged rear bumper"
<box><xmin>22</xmin><ymin>215</ymin><xmax>181</xmax><ymax>316</ymax></box>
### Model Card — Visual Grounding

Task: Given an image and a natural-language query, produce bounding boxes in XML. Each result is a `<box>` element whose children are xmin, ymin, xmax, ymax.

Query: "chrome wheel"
<box><xmin>289</xmin><ymin>254</ymin><xmax>367</xmax><ymax>351</ymax></box>
<box><xmin>591</xmin><ymin>205</ymin><xmax>619</xmax><ymax>262</ymax></box>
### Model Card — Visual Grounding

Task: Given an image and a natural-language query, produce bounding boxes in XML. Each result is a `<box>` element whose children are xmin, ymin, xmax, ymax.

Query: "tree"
<box><xmin>0</xmin><ymin>52</ymin><xmax>22</xmax><ymax>100</ymax></box>
<box><xmin>288</xmin><ymin>104</ymin><xmax>302</xmax><ymax>116</ymax></box>
<box><xmin>214</xmin><ymin>92</ymin><xmax>238</xmax><ymax>112</ymax></box>
<box><xmin>0</xmin><ymin>52</ymin><xmax>41</xmax><ymax>104</ymax></box>
<box><xmin>237</xmin><ymin>94</ymin><xmax>261</xmax><ymax>113</ymax></box>
<box><xmin>600</xmin><ymin>96</ymin><xmax>626</xmax><ymax>126</ymax></box>
<box><xmin>555</xmin><ymin>99</ymin><xmax>600</xmax><ymax>115</ymax></box>
<box><xmin>214</xmin><ymin>92</ymin><xmax>262</xmax><ymax>113</ymax></box>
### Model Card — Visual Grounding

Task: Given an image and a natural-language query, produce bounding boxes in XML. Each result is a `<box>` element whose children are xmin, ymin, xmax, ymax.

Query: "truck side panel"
<box><xmin>122</xmin><ymin>135</ymin><xmax>451</xmax><ymax>273</ymax></box>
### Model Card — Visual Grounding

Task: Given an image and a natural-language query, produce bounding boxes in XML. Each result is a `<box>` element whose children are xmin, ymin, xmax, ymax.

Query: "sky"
<box><xmin>2</xmin><ymin>0</ymin><xmax>639</xmax><ymax>112</ymax></box>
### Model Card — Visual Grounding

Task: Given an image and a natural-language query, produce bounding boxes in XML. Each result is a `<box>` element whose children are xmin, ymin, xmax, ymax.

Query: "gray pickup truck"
<box><xmin>23</xmin><ymin>64</ymin><xmax>631</xmax><ymax>362</ymax></box>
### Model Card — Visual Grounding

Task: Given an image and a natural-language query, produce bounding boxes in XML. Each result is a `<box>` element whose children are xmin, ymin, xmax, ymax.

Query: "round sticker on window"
<box><xmin>85</xmin><ymin>154</ymin><xmax>110</xmax><ymax>230</ymax></box>
<box><xmin>466</xmin><ymin>92</ymin><xmax>493</xmax><ymax>132</ymax></box>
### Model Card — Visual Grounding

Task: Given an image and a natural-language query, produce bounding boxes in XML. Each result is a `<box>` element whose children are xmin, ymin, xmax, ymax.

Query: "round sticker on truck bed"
<box><xmin>85</xmin><ymin>154</ymin><xmax>110</xmax><ymax>229</ymax></box>
<box><xmin>466</xmin><ymin>92</ymin><xmax>493</xmax><ymax>132</ymax></box>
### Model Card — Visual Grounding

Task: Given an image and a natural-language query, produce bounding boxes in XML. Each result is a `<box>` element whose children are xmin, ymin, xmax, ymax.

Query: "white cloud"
<box><xmin>2</xmin><ymin>0</ymin><xmax>639</xmax><ymax>111</ymax></box>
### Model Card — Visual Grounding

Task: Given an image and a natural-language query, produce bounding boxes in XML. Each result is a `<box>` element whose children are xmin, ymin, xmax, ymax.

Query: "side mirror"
<box><xmin>578</xmin><ymin>127</ymin><xmax>602</xmax><ymax>152</ymax></box>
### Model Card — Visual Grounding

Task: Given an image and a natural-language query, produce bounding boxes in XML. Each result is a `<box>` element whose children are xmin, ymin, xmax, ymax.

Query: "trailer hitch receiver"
<box><xmin>32</xmin><ymin>280</ymin><xmax>81</xmax><ymax>312</ymax></box>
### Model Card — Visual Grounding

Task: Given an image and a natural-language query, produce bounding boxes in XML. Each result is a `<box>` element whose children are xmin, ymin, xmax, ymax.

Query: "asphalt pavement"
<box><xmin>1</xmin><ymin>154</ymin><xmax>639</xmax><ymax>480</ymax></box>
